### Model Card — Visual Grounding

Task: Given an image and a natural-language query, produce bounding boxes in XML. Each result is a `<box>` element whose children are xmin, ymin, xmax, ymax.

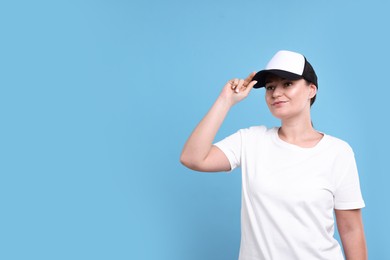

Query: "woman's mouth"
<box><xmin>272</xmin><ymin>101</ymin><xmax>287</xmax><ymax>106</ymax></box>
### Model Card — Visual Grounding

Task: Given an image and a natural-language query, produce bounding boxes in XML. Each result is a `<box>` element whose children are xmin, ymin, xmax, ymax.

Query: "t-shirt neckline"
<box><xmin>271</xmin><ymin>127</ymin><xmax>328</xmax><ymax>151</ymax></box>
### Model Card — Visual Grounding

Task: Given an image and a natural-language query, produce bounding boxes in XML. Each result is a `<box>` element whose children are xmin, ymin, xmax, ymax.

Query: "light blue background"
<box><xmin>1</xmin><ymin>0</ymin><xmax>389</xmax><ymax>259</ymax></box>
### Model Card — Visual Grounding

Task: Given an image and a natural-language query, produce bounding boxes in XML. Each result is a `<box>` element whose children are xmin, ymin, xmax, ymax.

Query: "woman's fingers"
<box><xmin>230</xmin><ymin>78</ymin><xmax>238</xmax><ymax>91</ymax></box>
<box><xmin>230</xmin><ymin>79</ymin><xmax>245</xmax><ymax>93</ymax></box>
<box><xmin>243</xmin><ymin>72</ymin><xmax>257</xmax><ymax>87</ymax></box>
<box><xmin>236</xmin><ymin>79</ymin><xmax>245</xmax><ymax>92</ymax></box>
<box><xmin>229</xmin><ymin>72</ymin><xmax>257</xmax><ymax>94</ymax></box>
<box><xmin>243</xmin><ymin>79</ymin><xmax>257</xmax><ymax>94</ymax></box>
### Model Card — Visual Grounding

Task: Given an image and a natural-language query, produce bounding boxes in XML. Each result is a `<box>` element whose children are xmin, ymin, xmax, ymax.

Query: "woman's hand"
<box><xmin>219</xmin><ymin>72</ymin><xmax>258</xmax><ymax>106</ymax></box>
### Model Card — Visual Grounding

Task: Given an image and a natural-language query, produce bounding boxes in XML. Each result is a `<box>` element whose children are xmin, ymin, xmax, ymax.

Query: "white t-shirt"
<box><xmin>214</xmin><ymin>126</ymin><xmax>365</xmax><ymax>260</ymax></box>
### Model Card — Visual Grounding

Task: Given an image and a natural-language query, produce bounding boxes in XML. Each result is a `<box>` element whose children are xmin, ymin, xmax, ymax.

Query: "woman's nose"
<box><xmin>272</xmin><ymin>85</ymin><xmax>283</xmax><ymax>97</ymax></box>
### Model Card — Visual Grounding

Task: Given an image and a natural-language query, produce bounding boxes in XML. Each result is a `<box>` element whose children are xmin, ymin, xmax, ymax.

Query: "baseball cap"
<box><xmin>252</xmin><ymin>50</ymin><xmax>318</xmax><ymax>89</ymax></box>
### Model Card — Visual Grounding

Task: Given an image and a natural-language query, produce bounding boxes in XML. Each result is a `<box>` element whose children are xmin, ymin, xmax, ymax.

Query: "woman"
<box><xmin>180</xmin><ymin>50</ymin><xmax>367</xmax><ymax>260</ymax></box>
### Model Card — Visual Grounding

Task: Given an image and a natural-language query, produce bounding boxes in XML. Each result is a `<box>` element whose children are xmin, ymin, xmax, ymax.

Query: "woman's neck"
<box><xmin>279</xmin><ymin>117</ymin><xmax>323</xmax><ymax>148</ymax></box>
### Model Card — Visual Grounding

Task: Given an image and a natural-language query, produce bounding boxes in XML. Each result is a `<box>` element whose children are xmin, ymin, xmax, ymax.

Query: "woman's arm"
<box><xmin>335</xmin><ymin>209</ymin><xmax>367</xmax><ymax>260</ymax></box>
<box><xmin>180</xmin><ymin>72</ymin><xmax>257</xmax><ymax>172</ymax></box>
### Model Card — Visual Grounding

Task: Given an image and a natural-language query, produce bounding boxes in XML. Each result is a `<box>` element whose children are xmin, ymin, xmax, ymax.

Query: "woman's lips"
<box><xmin>272</xmin><ymin>101</ymin><xmax>287</xmax><ymax>106</ymax></box>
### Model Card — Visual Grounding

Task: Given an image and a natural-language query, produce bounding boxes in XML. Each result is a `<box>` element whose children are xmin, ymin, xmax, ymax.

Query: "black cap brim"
<box><xmin>252</xmin><ymin>69</ymin><xmax>303</xmax><ymax>88</ymax></box>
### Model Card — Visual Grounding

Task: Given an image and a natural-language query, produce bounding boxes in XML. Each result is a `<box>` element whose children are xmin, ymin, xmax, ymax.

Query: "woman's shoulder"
<box><xmin>240</xmin><ymin>125</ymin><xmax>275</xmax><ymax>134</ymax></box>
<box><xmin>236</xmin><ymin>125</ymin><xmax>278</xmax><ymax>140</ymax></box>
<box><xmin>322</xmin><ymin>132</ymin><xmax>354</xmax><ymax>154</ymax></box>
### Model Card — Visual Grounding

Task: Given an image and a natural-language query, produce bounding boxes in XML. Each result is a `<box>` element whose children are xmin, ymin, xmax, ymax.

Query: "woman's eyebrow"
<box><xmin>265</xmin><ymin>79</ymin><xmax>276</xmax><ymax>84</ymax></box>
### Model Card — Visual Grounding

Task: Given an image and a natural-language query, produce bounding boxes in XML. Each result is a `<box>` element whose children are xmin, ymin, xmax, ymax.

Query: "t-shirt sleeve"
<box><xmin>214</xmin><ymin>130</ymin><xmax>242</xmax><ymax>171</ymax></box>
<box><xmin>333</xmin><ymin>146</ymin><xmax>365</xmax><ymax>210</ymax></box>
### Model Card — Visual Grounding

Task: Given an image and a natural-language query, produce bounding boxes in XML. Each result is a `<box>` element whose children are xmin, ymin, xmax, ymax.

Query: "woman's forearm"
<box><xmin>180</xmin><ymin>96</ymin><xmax>231</xmax><ymax>168</ymax></box>
<box><xmin>180</xmin><ymin>73</ymin><xmax>257</xmax><ymax>170</ymax></box>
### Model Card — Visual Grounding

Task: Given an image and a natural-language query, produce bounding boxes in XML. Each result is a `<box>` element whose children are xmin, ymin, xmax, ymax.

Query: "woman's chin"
<box><xmin>270</xmin><ymin>110</ymin><xmax>288</xmax><ymax>119</ymax></box>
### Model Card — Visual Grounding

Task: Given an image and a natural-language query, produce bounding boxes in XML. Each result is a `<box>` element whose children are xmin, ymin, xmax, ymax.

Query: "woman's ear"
<box><xmin>309</xmin><ymin>83</ymin><xmax>317</xmax><ymax>99</ymax></box>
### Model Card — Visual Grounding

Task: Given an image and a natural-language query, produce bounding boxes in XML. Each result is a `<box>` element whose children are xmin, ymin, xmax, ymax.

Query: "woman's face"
<box><xmin>264</xmin><ymin>75</ymin><xmax>316</xmax><ymax>120</ymax></box>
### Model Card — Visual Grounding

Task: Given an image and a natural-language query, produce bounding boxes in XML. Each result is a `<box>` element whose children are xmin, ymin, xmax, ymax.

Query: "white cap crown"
<box><xmin>265</xmin><ymin>50</ymin><xmax>305</xmax><ymax>75</ymax></box>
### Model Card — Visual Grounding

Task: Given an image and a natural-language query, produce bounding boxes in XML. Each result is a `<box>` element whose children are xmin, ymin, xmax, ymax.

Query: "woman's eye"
<box><xmin>265</xmin><ymin>86</ymin><xmax>274</xmax><ymax>91</ymax></box>
<box><xmin>284</xmin><ymin>82</ymin><xmax>293</xmax><ymax>87</ymax></box>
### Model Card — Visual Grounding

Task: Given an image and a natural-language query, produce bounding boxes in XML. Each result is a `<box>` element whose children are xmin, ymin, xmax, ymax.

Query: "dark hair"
<box><xmin>310</xmin><ymin>94</ymin><xmax>317</xmax><ymax>106</ymax></box>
